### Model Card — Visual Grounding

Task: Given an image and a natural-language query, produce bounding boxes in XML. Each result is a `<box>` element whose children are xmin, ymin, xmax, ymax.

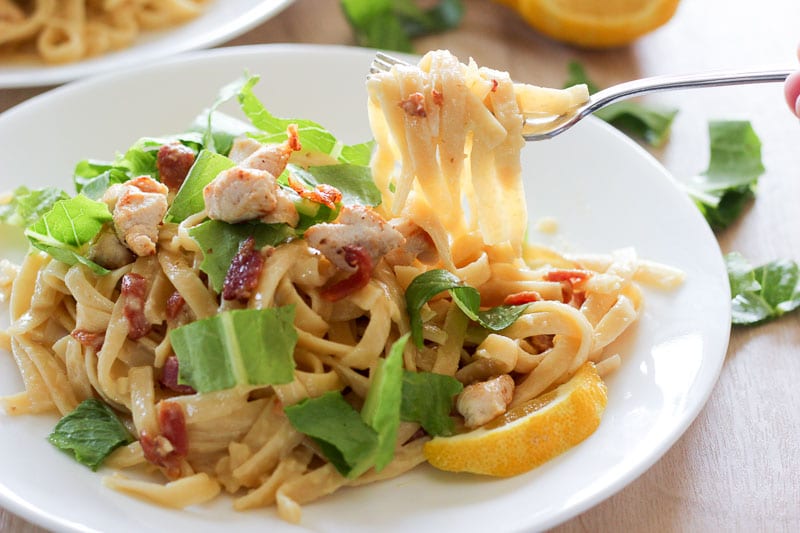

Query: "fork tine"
<box><xmin>369</xmin><ymin>52</ymin><xmax>410</xmax><ymax>76</ymax></box>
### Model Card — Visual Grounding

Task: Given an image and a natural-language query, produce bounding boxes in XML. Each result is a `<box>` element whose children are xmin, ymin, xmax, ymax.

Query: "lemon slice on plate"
<box><xmin>423</xmin><ymin>362</ymin><xmax>608</xmax><ymax>477</ymax></box>
<box><xmin>497</xmin><ymin>0</ymin><xmax>681</xmax><ymax>48</ymax></box>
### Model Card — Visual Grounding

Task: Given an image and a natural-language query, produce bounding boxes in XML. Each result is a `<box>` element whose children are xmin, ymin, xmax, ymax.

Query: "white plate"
<box><xmin>0</xmin><ymin>0</ymin><xmax>294</xmax><ymax>88</ymax></box>
<box><xmin>0</xmin><ymin>44</ymin><xmax>731</xmax><ymax>533</ymax></box>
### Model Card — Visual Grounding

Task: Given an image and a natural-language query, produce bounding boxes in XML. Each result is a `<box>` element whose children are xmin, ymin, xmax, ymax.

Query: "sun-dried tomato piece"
<box><xmin>320</xmin><ymin>244</ymin><xmax>373</xmax><ymax>302</ymax></box>
<box><xmin>121</xmin><ymin>273</ymin><xmax>150</xmax><ymax>339</ymax></box>
<box><xmin>222</xmin><ymin>236</ymin><xmax>265</xmax><ymax>303</ymax></box>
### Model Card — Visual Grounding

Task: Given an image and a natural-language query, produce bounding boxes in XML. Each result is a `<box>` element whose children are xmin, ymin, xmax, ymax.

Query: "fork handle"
<box><xmin>587</xmin><ymin>68</ymin><xmax>792</xmax><ymax>113</ymax></box>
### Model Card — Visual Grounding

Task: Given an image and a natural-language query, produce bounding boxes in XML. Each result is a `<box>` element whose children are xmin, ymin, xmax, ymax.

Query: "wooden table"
<box><xmin>2</xmin><ymin>0</ymin><xmax>799</xmax><ymax>531</ymax></box>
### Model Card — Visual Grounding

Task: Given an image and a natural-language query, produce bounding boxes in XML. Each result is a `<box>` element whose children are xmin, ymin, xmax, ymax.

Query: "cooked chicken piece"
<box><xmin>203</xmin><ymin>167</ymin><xmax>299</xmax><ymax>226</ymax></box>
<box><xmin>456</xmin><ymin>374</ymin><xmax>515</xmax><ymax>428</ymax></box>
<box><xmin>227</xmin><ymin>138</ymin><xmax>263</xmax><ymax>164</ymax></box>
<box><xmin>384</xmin><ymin>218</ymin><xmax>437</xmax><ymax>266</ymax></box>
<box><xmin>88</xmin><ymin>228</ymin><xmax>134</xmax><ymax>269</ymax></box>
<box><xmin>240</xmin><ymin>124</ymin><xmax>301</xmax><ymax>177</ymax></box>
<box><xmin>102</xmin><ymin>176</ymin><xmax>168</xmax><ymax>257</ymax></box>
<box><xmin>304</xmin><ymin>205</ymin><xmax>404</xmax><ymax>272</ymax></box>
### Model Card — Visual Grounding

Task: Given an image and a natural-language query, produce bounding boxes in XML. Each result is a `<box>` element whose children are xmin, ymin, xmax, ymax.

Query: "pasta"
<box><xmin>0</xmin><ymin>50</ymin><xmax>683</xmax><ymax>523</ymax></box>
<box><xmin>0</xmin><ymin>0</ymin><xmax>209</xmax><ymax>65</ymax></box>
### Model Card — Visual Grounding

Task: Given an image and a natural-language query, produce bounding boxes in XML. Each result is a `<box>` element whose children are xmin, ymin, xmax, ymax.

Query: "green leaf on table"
<box><xmin>188</xmin><ymin>219</ymin><xmax>294</xmax><ymax>292</ymax></box>
<box><xmin>400</xmin><ymin>370</ymin><xmax>463</xmax><ymax>436</ymax></box>
<box><xmin>0</xmin><ymin>186</ymin><xmax>69</xmax><ymax>227</ymax></box>
<box><xmin>236</xmin><ymin>74</ymin><xmax>373</xmax><ymax>166</ymax></box>
<box><xmin>164</xmin><ymin>149</ymin><xmax>235</xmax><ymax>223</ymax></box>
<box><xmin>170</xmin><ymin>306</ymin><xmax>298</xmax><ymax>393</ymax></box>
<box><xmin>563</xmin><ymin>60</ymin><xmax>678</xmax><ymax>147</ymax></box>
<box><xmin>685</xmin><ymin>121</ymin><xmax>765</xmax><ymax>229</ymax></box>
<box><xmin>341</xmin><ymin>0</ymin><xmax>464</xmax><ymax>53</ymax></box>
<box><xmin>48</xmin><ymin>399</ymin><xmax>134</xmax><ymax>471</ymax></box>
<box><xmin>24</xmin><ymin>194</ymin><xmax>112</xmax><ymax>275</ymax></box>
<box><xmin>726</xmin><ymin>252</ymin><xmax>800</xmax><ymax>325</ymax></box>
<box><xmin>284</xmin><ymin>391</ymin><xmax>379</xmax><ymax>477</ymax></box>
<box><xmin>405</xmin><ymin>269</ymin><xmax>528</xmax><ymax>348</ymax></box>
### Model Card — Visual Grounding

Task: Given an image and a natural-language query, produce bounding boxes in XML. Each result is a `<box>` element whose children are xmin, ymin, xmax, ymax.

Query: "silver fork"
<box><xmin>370</xmin><ymin>51</ymin><xmax>791</xmax><ymax>141</ymax></box>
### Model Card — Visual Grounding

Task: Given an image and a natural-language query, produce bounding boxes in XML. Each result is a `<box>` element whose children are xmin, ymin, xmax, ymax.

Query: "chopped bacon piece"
<box><xmin>503</xmin><ymin>291</ymin><xmax>541</xmax><ymax>306</ymax></box>
<box><xmin>399</xmin><ymin>92</ymin><xmax>427</xmax><ymax>117</ymax></box>
<box><xmin>222</xmin><ymin>236</ymin><xmax>265</xmax><ymax>303</ymax></box>
<box><xmin>542</xmin><ymin>269</ymin><xmax>591</xmax><ymax>283</ymax></box>
<box><xmin>320</xmin><ymin>245</ymin><xmax>373</xmax><ymax>302</ymax></box>
<box><xmin>160</xmin><ymin>356</ymin><xmax>196</xmax><ymax>395</ymax></box>
<box><xmin>140</xmin><ymin>402</ymin><xmax>188</xmax><ymax>479</ymax></box>
<box><xmin>287</xmin><ymin>175</ymin><xmax>342</xmax><ymax>209</ymax></box>
<box><xmin>490</xmin><ymin>79</ymin><xmax>499</xmax><ymax>92</ymax></box>
<box><xmin>121</xmin><ymin>273</ymin><xmax>150</xmax><ymax>339</ymax></box>
<box><xmin>165</xmin><ymin>290</ymin><xmax>193</xmax><ymax>328</ymax></box>
<box><xmin>543</xmin><ymin>269</ymin><xmax>591</xmax><ymax>306</ymax></box>
<box><xmin>70</xmin><ymin>329</ymin><xmax>105</xmax><ymax>351</ymax></box>
<box><xmin>157</xmin><ymin>143</ymin><xmax>196</xmax><ymax>191</ymax></box>
<box><xmin>432</xmin><ymin>89</ymin><xmax>444</xmax><ymax>106</ymax></box>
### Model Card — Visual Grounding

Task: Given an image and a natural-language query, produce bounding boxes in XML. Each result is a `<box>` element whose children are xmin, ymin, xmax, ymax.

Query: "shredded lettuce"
<box><xmin>341</xmin><ymin>0</ymin><xmax>464</xmax><ymax>53</ymax></box>
<box><xmin>170</xmin><ymin>306</ymin><xmax>298</xmax><ymax>393</ymax></box>
<box><xmin>727</xmin><ymin>252</ymin><xmax>800</xmax><ymax>325</ymax></box>
<box><xmin>24</xmin><ymin>194</ymin><xmax>112</xmax><ymax>275</ymax></box>
<box><xmin>405</xmin><ymin>269</ymin><xmax>528</xmax><ymax>348</ymax></box>
<box><xmin>400</xmin><ymin>370</ymin><xmax>462</xmax><ymax>436</ymax></box>
<box><xmin>48</xmin><ymin>399</ymin><xmax>134</xmax><ymax>471</ymax></box>
<box><xmin>0</xmin><ymin>186</ymin><xmax>69</xmax><ymax>227</ymax></box>
<box><xmin>164</xmin><ymin>149</ymin><xmax>235</xmax><ymax>223</ymax></box>
<box><xmin>685</xmin><ymin>121</ymin><xmax>765</xmax><ymax>229</ymax></box>
<box><xmin>188</xmin><ymin>220</ymin><xmax>294</xmax><ymax>292</ymax></box>
<box><xmin>564</xmin><ymin>61</ymin><xmax>678</xmax><ymax>147</ymax></box>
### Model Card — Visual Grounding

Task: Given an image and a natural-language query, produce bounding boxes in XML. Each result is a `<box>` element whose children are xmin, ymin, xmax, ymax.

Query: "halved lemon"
<box><xmin>496</xmin><ymin>0</ymin><xmax>681</xmax><ymax>48</ymax></box>
<box><xmin>423</xmin><ymin>362</ymin><xmax>607</xmax><ymax>477</ymax></box>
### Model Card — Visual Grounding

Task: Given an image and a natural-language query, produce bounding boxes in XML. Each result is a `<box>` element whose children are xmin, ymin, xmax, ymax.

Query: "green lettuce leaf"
<box><xmin>564</xmin><ymin>61</ymin><xmax>678</xmax><ymax>147</ymax></box>
<box><xmin>74</xmin><ymin>133</ymin><xmax>203</xmax><ymax>199</ymax></box>
<box><xmin>686</xmin><ymin>121</ymin><xmax>765</xmax><ymax>229</ymax></box>
<box><xmin>48</xmin><ymin>399</ymin><xmax>134</xmax><ymax>471</ymax></box>
<box><xmin>405</xmin><ymin>269</ymin><xmax>528</xmax><ymax>348</ymax></box>
<box><xmin>237</xmin><ymin>75</ymin><xmax>373</xmax><ymax>166</ymax></box>
<box><xmin>359</xmin><ymin>333</ymin><xmax>407</xmax><ymax>473</ymax></box>
<box><xmin>188</xmin><ymin>220</ymin><xmax>294</xmax><ymax>292</ymax></box>
<box><xmin>24</xmin><ymin>194</ymin><xmax>112</xmax><ymax>275</ymax></box>
<box><xmin>287</xmin><ymin>163</ymin><xmax>381</xmax><ymax>207</ymax></box>
<box><xmin>284</xmin><ymin>335</ymin><xmax>409</xmax><ymax>477</ymax></box>
<box><xmin>170</xmin><ymin>306</ymin><xmax>298</xmax><ymax>393</ymax></box>
<box><xmin>726</xmin><ymin>252</ymin><xmax>800</xmax><ymax>325</ymax></box>
<box><xmin>189</xmin><ymin>108</ymin><xmax>254</xmax><ymax>158</ymax></box>
<box><xmin>164</xmin><ymin>149</ymin><xmax>235</xmax><ymax>223</ymax></box>
<box><xmin>400</xmin><ymin>370</ymin><xmax>463</xmax><ymax>436</ymax></box>
<box><xmin>284</xmin><ymin>391</ymin><xmax>379</xmax><ymax>477</ymax></box>
<box><xmin>0</xmin><ymin>186</ymin><xmax>69</xmax><ymax>227</ymax></box>
<box><xmin>341</xmin><ymin>0</ymin><xmax>464</xmax><ymax>53</ymax></box>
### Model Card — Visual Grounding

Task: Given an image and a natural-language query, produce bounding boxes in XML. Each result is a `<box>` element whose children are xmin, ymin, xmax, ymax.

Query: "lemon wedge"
<box><xmin>423</xmin><ymin>362</ymin><xmax>607</xmax><ymax>477</ymax></box>
<box><xmin>497</xmin><ymin>0</ymin><xmax>681</xmax><ymax>48</ymax></box>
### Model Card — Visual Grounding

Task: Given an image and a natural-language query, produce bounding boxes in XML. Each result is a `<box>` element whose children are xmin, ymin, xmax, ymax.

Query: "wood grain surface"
<box><xmin>1</xmin><ymin>0</ymin><xmax>799</xmax><ymax>531</ymax></box>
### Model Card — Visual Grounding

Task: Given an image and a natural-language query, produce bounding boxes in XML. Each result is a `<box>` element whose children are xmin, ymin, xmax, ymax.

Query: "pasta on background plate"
<box><xmin>0</xmin><ymin>50</ymin><xmax>683</xmax><ymax>524</ymax></box>
<box><xmin>0</xmin><ymin>0</ymin><xmax>209</xmax><ymax>64</ymax></box>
